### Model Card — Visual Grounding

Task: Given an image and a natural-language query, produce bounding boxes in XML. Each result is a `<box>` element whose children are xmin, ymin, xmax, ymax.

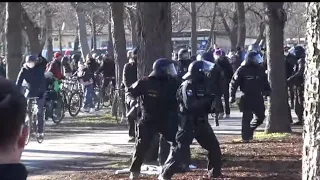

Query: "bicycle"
<box><xmin>111</xmin><ymin>88</ymin><xmax>126</xmax><ymax>124</ymax></box>
<box><xmin>68</xmin><ymin>83</ymin><xmax>102</xmax><ymax>117</ymax></box>
<box><xmin>25</xmin><ymin>97</ymin><xmax>45</xmax><ymax>145</ymax></box>
<box><xmin>101</xmin><ymin>77</ymin><xmax>116</xmax><ymax>108</ymax></box>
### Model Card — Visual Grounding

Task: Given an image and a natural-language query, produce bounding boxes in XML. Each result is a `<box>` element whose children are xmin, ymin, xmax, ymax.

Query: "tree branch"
<box><xmin>178</xmin><ymin>2</ymin><xmax>191</xmax><ymax>14</ymax></box>
<box><xmin>196</xmin><ymin>2</ymin><xmax>205</xmax><ymax>13</ymax></box>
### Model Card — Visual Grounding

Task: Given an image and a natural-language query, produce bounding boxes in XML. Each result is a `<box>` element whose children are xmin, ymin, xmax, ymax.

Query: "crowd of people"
<box><xmin>0</xmin><ymin>41</ymin><xmax>306</xmax><ymax>179</ymax></box>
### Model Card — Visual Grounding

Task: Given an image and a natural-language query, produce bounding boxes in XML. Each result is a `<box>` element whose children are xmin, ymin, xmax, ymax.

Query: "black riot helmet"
<box><xmin>178</xmin><ymin>48</ymin><xmax>190</xmax><ymax>60</ymax></box>
<box><xmin>288</xmin><ymin>45</ymin><xmax>306</xmax><ymax>59</ymax></box>
<box><xmin>242</xmin><ymin>51</ymin><xmax>263</xmax><ymax>66</ymax></box>
<box><xmin>71</xmin><ymin>54</ymin><xmax>81</xmax><ymax>61</ymax></box>
<box><xmin>149</xmin><ymin>58</ymin><xmax>177</xmax><ymax>78</ymax></box>
<box><xmin>248</xmin><ymin>43</ymin><xmax>261</xmax><ymax>53</ymax></box>
<box><xmin>182</xmin><ymin>60</ymin><xmax>215</xmax><ymax>81</ymax></box>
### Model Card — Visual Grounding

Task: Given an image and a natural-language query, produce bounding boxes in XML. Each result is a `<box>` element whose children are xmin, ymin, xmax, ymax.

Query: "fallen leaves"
<box><xmin>29</xmin><ymin>133</ymin><xmax>302</xmax><ymax>180</ymax></box>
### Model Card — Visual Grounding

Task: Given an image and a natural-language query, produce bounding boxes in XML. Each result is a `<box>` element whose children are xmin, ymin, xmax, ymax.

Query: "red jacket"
<box><xmin>46</xmin><ymin>59</ymin><xmax>64</xmax><ymax>80</ymax></box>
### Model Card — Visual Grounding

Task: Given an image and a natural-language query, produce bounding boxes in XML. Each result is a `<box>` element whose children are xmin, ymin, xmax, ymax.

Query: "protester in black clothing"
<box><xmin>123</xmin><ymin>49</ymin><xmax>138</xmax><ymax>142</ymax></box>
<box><xmin>213</xmin><ymin>49</ymin><xmax>234</xmax><ymax>120</ymax></box>
<box><xmin>0</xmin><ymin>77</ymin><xmax>28</xmax><ymax>180</ymax></box>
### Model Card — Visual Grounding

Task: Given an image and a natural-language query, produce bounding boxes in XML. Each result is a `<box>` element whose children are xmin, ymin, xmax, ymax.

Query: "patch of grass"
<box><xmin>254</xmin><ymin>132</ymin><xmax>289</xmax><ymax>140</ymax></box>
<box><xmin>80</xmin><ymin>113</ymin><xmax>117</xmax><ymax>123</ymax></box>
<box><xmin>190</xmin><ymin>147</ymin><xmax>206</xmax><ymax>160</ymax></box>
<box><xmin>232</xmin><ymin>132</ymin><xmax>290</xmax><ymax>142</ymax></box>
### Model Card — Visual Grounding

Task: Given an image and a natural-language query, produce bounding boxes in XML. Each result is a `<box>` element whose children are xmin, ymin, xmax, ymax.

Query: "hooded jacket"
<box><xmin>16</xmin><ymin>63</ymin><xmax>46</xmax><ymax>97</ymax></box>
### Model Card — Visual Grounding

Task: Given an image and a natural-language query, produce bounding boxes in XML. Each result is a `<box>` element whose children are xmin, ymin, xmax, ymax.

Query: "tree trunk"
<box><xmin>5</xmin><ymin>2</ymin><xmax>23</xmax><ymax>81</ymax></box>
<box><xmin>45</xmin><ymin>9</ymin><xmax>53</xmax><ymax>61</ymax></box>
<box><xmin>303</xmin><ymin>3</ymin><xmax>320</xmax><ymax>179</ymax></box>
<box><xmin>92</xmin><ymin>12</ymin><xmax>97</xmax><ymax>51</ymax></box>
<box><xmin>21</xmin><ymin>5</ymin><xmax>46</xmax><ymax>55</ymax></box>
<box><xmin>190</xmin><ymin>2</ymin><xmax>197</xmax><ymax>56</ymax></box>
<box><xmin>110</xmin><ymin>2</ymin><xmax>127</xmax><ymax>87</ymax></box>
<box><xmin>205</xmin><ymin>2</ymin><xmax>218</xmax><ymax>52</ymax></box>
<box><xmin>136</xmin><ymin>2</ymin><xmax>172</xmax><ymax>78</ymax></box>
<box><xmin>128</xmin><ymin>8</ymin><xmax>137</xmax><ymax>48</ymax></box>
<box><xmin>264</xmin><ymin>2</ymin><xmax>291</xmax><ymax>133</ymax></box>
<box><xmin>74</xmin><ymin>26</ymin><xmax>79</xmax><ymax>52</ymax></box>
<box><xmin>75</xmin><ymin>3</ymin><xmax>90</xmax><ymax>59</ymax></box>
<box><xmin>236</xmin><ymin>2</ymin><xmax>246</xmax><ymax>48</ymax></box>
<box><xmin>107</xmin><ymin>10</ymin><xmax>114</xmax><ymax>59</ymax></box>
<box><xmin>254</xmin><ymin>22</ymin><xmax>266</xmax><ymax>45</ymax></box>
<box><xmin>136</xmin><ymin>2</ymin><xmax>172</xmax><ymax>163</ymax></box>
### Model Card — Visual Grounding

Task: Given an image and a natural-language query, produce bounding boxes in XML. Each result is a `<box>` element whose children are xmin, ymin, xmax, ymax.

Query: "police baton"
<box><xmin>126</xmin><ymin>100</ymin><xmax>139</xmax><ymax>117</ymax></box>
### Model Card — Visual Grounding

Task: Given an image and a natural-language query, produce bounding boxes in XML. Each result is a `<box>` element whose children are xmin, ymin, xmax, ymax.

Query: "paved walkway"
<box><xmin>23</xmin><ymin>109</ymin><xmax>299</xmax><ymax>178</ymax></box>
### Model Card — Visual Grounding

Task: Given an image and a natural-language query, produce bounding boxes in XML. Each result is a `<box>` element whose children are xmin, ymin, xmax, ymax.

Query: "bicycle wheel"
<box><xmin>93</xmin><ymin>89</ymin><xmax>102</xmax><ymax>111</ymax></box>
<box><xmin>68</xmin><ymin>91</ymin><xmax>83</xmax><ymax>117</ymax></box>
<box><xmin>52</xmin><ymin>95</ymin><xmax>65</xmax><ymax>124</ymax></box>
<box><xmin>24</xmin><ymin>114</ymin><xmax>32</xmax><ymax>145</ymax></box>
<box><xmin>60</xmin><ymin>90</ymin><xmax>69</xmax><ymax>110</ymax></box>
<box><xmin>36</xmin><ymin>115</ymin><xmax>44</xmax><ymax>144</ymax></box>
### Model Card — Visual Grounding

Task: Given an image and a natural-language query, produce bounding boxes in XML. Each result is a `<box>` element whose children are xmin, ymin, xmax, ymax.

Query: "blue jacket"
<box><xmin>16</xmin><ymin>64</ymin><xmax>46</xmax><ymax>98</ymax></box>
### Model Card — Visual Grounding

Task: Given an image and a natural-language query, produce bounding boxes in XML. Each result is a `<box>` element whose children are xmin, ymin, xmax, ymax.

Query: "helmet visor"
<box><xmin>201</xmin><ymin>60</ymin><xmax>215</xmax><ymax>72</ymax></box>
<box><xmin>181</xmin><ymin>53</ymin><xmax>190</xmax><ymax>59</ymax></box>
<box><xmin>288</xmin><ymin>47</ymin><xmax>296</xmax><ymax>56</ymax></box>
<box><xmin>164</xmin><ymin>63</ymin><xmax>177</xmax><ymax>77</ymax></box>
<box><xmin>254</xmin><ymin>54</ymin><xmax>263</xmax><ymax>64</ymax></box>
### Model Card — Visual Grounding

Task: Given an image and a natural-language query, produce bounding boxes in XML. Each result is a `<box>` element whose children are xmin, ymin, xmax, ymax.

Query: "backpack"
<box><xmin>46</xmin><ymin>61</ymin><xmax>53</xmax><ymax>72</ymax></box>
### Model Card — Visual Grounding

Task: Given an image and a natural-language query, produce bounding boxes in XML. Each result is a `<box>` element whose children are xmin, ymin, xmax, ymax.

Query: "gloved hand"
<box><xmin>38</xmin><ymin>92</ymin><xmax>44</xmax><ymax>99</ymax></box>
<box><xmin>229</xmin><ymin>96</ymin><xmax>236</xmax><ymax>104</ymax></box>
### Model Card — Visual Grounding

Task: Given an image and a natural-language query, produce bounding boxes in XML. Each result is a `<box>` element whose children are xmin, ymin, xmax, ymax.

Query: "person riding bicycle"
<box><xmin>46</xmin><ymin>52</ymin><xmax>65</xmax><ymax>81</ymax></box>
<box><xmin>16</xmin><ymin>55</ymin><xmax>46</xmax><ymax>139</ymax></box>
<box><xmin>96</xmin><ymin>51</ymin><xmax>116</xmax><ymax>91</ymax></box>
<box><xmin>61</xmin><ymin>50</ymin><xmax>73</xmax><ymax>78</ymax></box>
<box><xmin>76</xmin><ymin>61</ymin><xmax>95</xmax><ymax>113</ymax></box>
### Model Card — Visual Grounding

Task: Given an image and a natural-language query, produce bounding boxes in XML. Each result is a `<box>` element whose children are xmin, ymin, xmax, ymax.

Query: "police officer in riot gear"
<box><xmin>160</xmin><ymin>60</ymin><xmax>222</xmax><ymax>180</ymax></box>
<box><xmin>128</xmin><ymin>58</ymin><xmax>180</xmax><ymax>180</ymax></box>
<box><xmin>287</xmin><ymin>45</ymin><xmax>305</xmax><ymax>125</ymax></box>
<box><xmin>285</xmin><ymin>46</ymin><xmax>295</xmax><ymax>109</ymax></box>
<box><xmin>230</xmin><ymin>51</ymin><xmax>271</xmax><ymax>142</ymax></box>
<box><xmin>176</xmin><ymin>48</ymin><xmax>193</xmax><ymax>81</ymax></box>
<box><xmin>201</xmin><ymin>51</ymin><xmax>223</xmax><ymax>126</ymax></box>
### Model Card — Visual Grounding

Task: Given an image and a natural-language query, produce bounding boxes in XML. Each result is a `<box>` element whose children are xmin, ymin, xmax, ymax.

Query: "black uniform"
<box><xmin>161</xmin><ymin>60</ymin><xmax>222</xmax><ymax>179</ymax></box>
<box><xmin>285</xmin><ymin>54</ymin><xmax>295</xmax><ymax>109</ymax></box>
<box><xmin>230</xmin><ymin>51</ymin><xmax>271</xmax><ymax>141</ymax></box>
<box><xmin>123</xmin><ymin>58</ymin><xmax>138</xmax><ymax>139</ymax></box>
<box><xmin>215</xmin><ymin>56</ymin><xmax>234</xmax><ymax>117</ymax></box>
<box><xmin>287</xmin><ymin>46</ymin><xmax>305</xmax><ymax>125</ymax></box>
<box><xmin>128</xmin><ymin>58</ymin><xmax>180</xmax><ymax>177</ymax></box>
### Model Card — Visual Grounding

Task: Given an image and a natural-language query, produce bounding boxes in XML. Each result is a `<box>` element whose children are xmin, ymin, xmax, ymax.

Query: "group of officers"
<box><xmin>121</xmin><ymin>43</ymin><xmax>306</xmax><ymax>180</ymax></box>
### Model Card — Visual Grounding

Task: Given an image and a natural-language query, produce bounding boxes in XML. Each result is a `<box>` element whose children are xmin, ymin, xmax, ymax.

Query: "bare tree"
<box><xmin>136</xmin><ymin>2</ymin><xmax>172</xmax><ymax>78</ymax></box>
<box><xmin>264</xmin><ymin>2</ymin><xmax>291</xmax><ymax>133</ymax></box>
<box><xmin>72</xmin><ymin>2</ymin><xmax>90</xmax><ymax>58</ymax></box>
<box><xmin>302</xmin><ymin>3</ymin><xmax>320</xmax><ymax>179</ymax></box>
<box><xmin>236</xmin><ymin>2</ymin><xmax>246</xmax><ymax>48</ymax></box>
<box><xmin>125</xmin><ymin>2</ymin><xmax>138</xmax><ymax>47</ymax></box>
<box><xmin>5</xmin><ymin>2</ymin><xmax>23</xmax><ymax>80</ymax></box>
<box><xmin>205</xmin><ymin>2</ymin><xmax>218</xmax><ymax>51</ymax></box>
<box><xmin>21</xmin><ymin>3</ymin><xmax>47</xmax><ymax>55</ymax></box>
<box><xmin>45</xmin><ymin>8</ymin><xmax>53</xmax><ymax>60</ymax></box>
<box><xmin>110</xmin><ymin>2</ymin><xmax>126</xmax><ymax>87</ymax></box>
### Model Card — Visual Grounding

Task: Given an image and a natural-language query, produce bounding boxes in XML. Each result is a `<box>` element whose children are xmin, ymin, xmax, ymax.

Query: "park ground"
<box><xmin>24</xmin><ymin>109</ymin><xmax>302</xmax><ymax>180</ymax></box>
